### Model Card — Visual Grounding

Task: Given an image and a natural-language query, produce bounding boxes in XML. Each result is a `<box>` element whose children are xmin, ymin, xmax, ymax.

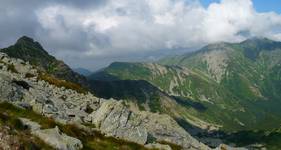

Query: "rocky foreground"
<box><xmin>0</xmin><ymin>52</ymin><xmax>246</xmax><ymax>150</ymax></box>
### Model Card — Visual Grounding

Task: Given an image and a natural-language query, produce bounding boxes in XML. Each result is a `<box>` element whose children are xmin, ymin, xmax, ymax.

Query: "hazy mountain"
<box><xmin>74</xmin><ymin>67</ymin><xmax>92</xmax><ymax>76</ymax></box>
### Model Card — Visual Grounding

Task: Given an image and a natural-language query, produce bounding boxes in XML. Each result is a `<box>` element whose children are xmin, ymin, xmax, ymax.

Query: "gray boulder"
<box><xmin>34</xmin><ymin>126</ymin><xmax>83</xmax><ymax>150</ymax></box>
<box><xmin>20</xmin><ymin>118</ymin><xmax>83</xmax><ymax>150</ymax></box>
<box><xmin>90</xmin><ymin>100</ymin><xmax>148</xmax><ymax>144</ymax></box>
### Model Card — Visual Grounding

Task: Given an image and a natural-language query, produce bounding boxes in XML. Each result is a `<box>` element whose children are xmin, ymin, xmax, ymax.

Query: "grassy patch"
<box><xmin>38</xmin><ymin>73</ymin><xmax>87</xmax><ymax>94</ymax></box>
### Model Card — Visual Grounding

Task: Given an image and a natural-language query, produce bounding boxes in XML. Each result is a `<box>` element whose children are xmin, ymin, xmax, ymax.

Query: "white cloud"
<box><xmin>9</xmin><ymin>0</ymin><xmax>273</xmax><ymax>69</ymax></box>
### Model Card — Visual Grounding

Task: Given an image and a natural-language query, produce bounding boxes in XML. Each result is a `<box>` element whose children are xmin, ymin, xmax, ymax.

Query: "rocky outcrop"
<box><xmin>20</xmin><ymin>118</ymin><xmax>83</xmax><ymax>150</ymax></box>
<box><xmin>89</xmin><ymin>100</ymin><xmax>209</xmax><ymax>149</ymax></box>
<box><xmin>0</xmin><ymin>52</ymin><xmax>212</xmax><ymax>149</ymax></box>
<box><xmin>216</xmin><ymin>144</ymin><xmax>248</xmax><ymax>150</ymax></box>
<box><xmin>35</xmin><ymin>126</ymin><xmax>83</xmax><ymax>150</ymax></box>
<box><xmin>145</xmin><ymin>143</ymin><xmax>172</xmax><ymax>150</ymax></box>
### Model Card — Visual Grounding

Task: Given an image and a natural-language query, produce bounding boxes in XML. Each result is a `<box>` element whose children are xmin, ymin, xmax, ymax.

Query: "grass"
<box><xmin>38</xmin><ymin>72</ymin><xmax>87</xmax><ymax>94</ymax></box>
<box><xmin>0</xmin><ymin>102</ymin><xmax>157</xmax><ymax>150</ymax></box>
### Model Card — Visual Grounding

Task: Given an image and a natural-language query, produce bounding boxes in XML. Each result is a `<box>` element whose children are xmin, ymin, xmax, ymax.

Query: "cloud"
<box><xmin>1</xmin><ymin>0</ymin><xmax>281</xmax><ymax>70</ymax></box>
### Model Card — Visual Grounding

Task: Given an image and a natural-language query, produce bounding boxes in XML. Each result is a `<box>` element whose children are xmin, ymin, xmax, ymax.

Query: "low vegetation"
<box><xmin>0</xmin><ymin>102</ymin><xmax>155</xmax><ymax>150</ymax></box>
<box><xmin>38</xmin><ymin>72</ymin><xmax>87</xmax><ymax>94</ymax></box>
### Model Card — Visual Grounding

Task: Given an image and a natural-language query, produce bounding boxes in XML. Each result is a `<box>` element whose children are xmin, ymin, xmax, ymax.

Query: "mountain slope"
<box><xmin>0</xmin><ymin>36</ymin><xmax>89</xmax><ymax>87</ymax></box>
<box><xmin>89</xmin><ymin>38</ymin><xmax>281</xmax><ymax>132</ymax></box>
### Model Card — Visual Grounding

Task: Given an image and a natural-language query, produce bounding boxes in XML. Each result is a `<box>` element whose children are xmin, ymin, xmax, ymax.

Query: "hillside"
<box><xmin>89</xmin><ymin>38</ymin><xmax>281</xmax><ymax>132</ymax></box>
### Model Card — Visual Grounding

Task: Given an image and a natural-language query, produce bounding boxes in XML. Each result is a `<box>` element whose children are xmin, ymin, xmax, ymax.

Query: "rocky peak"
<box><xmin>2</xmin><ymin>36</ymin><xmax>52</xmax><ymax>60</ymax></box>
<box><xmin>0</xmin><ymin>36</ymin><xmax>89</xmax><ymax>88</ymax></box>
<box><xmin>16</xmin><ymin>36</ymin><xmax>44</xmax><ymax>50</ymax></box>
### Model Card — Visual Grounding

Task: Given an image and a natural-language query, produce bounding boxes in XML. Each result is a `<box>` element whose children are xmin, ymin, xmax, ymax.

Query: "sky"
<box><xmin>0</xmin><ymin>0</ymin><xmax>281</xmax><ymax>71</ymax></box>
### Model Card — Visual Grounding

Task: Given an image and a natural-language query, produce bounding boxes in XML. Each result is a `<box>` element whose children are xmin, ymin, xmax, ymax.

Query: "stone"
<box><xmin>34</xmin><ymin>126</ymin><xmax>83</xmax><ymax>150</ymax></box>
<box><xmin>90</xmin><ymin>100</ymin><xmax>148</xmax><ymax>144</ymax></box>
<box><xmin>19</xmin><ymin>118</ymin><xmax>83</xmax><ymax>150</ymax></box>
<box><xmin>216</xmin><ymin>144</ymin><xmax>248</xmax><ymax>150</ymax></box>
<box><xmin>19</xmin><ymin>118</ymin><xmax>41</xmax><ymax>131</ymax></box>
<box><xmin>145</xmin><ymin>143</ymin><xmax>172</xmax><ymax>150</ymax></box>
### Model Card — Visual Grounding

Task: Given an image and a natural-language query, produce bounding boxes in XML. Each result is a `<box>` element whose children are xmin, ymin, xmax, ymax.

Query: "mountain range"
<box><xmin>88</xmin><ymin>37</ymin><xmax>281</xmax><ymax>132</ymax></box>
<box><xmin>1</xmin><ymin>36</ymin><xmax>281</xmax><ymax>149</ymax></box>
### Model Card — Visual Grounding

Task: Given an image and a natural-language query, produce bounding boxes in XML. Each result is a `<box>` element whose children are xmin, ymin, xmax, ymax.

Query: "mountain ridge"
<box><xmin>89</xmin><ymin>38</ymin><xmax>281</xmax><ymax>132</ymax></box>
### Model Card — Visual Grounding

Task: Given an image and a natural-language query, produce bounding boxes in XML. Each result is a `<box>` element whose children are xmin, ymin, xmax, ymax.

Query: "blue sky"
<box><xmin>201</xmin><ymin>0</ymin><xmax>281</xmax><ymax>13</ymax></box>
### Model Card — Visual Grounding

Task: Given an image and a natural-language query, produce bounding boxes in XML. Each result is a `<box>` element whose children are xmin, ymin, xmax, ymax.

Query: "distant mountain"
<box><xmin>74</xmin><ymin>68</ymin><xmax>92</xmax><ymax>76</ymax></box>
<box><xmin>89</xmin><ymin>38</ymin><xmax>281</xmax><ymax>132</ymax></box>
<box><xmin>0</xmin><ymin>36</ymin><xmax>89</xmax><ymax>88</ymax></box>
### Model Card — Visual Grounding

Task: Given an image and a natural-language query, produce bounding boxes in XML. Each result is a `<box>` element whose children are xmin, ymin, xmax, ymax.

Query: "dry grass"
<box><xmin>38</xmin><ymin>72</ymin><xmax>87</xmax><ymax>94</ymax></box>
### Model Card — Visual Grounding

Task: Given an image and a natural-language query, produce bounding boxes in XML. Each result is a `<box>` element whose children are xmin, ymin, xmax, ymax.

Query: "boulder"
<box><xmin>145</xmin><ymin>143</ymin><xmax>172</xmax><ymax>150</ymax></box>
<box><xmin>20</xmin><ymin>118</ymin><xmax>83</xmax><ymax>150</ymax></box>
<box><xmin>216</xmin><ymin>144</ymin><xmax>248</xmax><ymax>150</ymax></box>
<box><xmin>34</xmin><ymin>126</ymin><xmax>83</xmax><ymax>150</ymax></box>
<box><xmin>90</xmin><ymin>100</ymin><xmax>148</xmax><ymax>144</ymax></box>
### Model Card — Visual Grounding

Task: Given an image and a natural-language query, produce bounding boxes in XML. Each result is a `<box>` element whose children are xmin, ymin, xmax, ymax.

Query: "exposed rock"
<box><xmin>145</xmin><ymin>143</ymin><xmax>172</xmax><ymax>150</ymax></box>
<box><xmin>216</xmin><ymin>144</ymin><xmax>248</xmax><ymax>150</ymax></box>
<box><xmin>20</xmin><ymin>118</ymin><xmax>83</xmax><ymax>150</ymax></box>
<box><xmin>20</xmin><ymin>118</ymin><xmax>42</xmax><ymax>131</ymax></box>
<box><xmin>90</xmin><ymin>100</ymin><xmax>148</xmax><ymax>145</ymax></box>
<box><xmin>34</xmin><ymin>126</ymin><xmax>83</xmax><ymax>150</ymax></box>
<box><xmin>90</xmin><ymin>100</ymin><xmax>210</xmax><ymax>149</ymax></box>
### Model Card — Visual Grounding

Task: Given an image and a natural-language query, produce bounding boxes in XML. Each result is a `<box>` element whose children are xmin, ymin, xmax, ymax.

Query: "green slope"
<box><xmin>89</xmin><ymin>38</ymin><xmax>281</xmax><ymax>132</ymax></box>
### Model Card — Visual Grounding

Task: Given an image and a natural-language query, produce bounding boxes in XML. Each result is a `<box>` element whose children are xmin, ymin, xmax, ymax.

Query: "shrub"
<box><xmin>25</xmin><ymin>73</ymin><xmax>36</xmax><ymax>78</ymax></box>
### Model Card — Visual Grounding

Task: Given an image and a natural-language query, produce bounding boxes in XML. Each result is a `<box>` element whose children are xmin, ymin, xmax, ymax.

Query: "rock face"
<box><xmin>90</xmin><ymin>100</ymin><xmax>148</xmax><ymax>144</ymax></box>
<box><xmin>0</xmin><ymin>52</ymin><xmax>211</xmax><ymax>149</ymax></box>
<box><xmin>91</xmin><ymin>100</ymin><xmax>209</xmax><ymax>149</ymax></box>
<box><xmin>20</xmin><ymin>118</ymin><xmax>83</xmax><ymax>150</ymax></box>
